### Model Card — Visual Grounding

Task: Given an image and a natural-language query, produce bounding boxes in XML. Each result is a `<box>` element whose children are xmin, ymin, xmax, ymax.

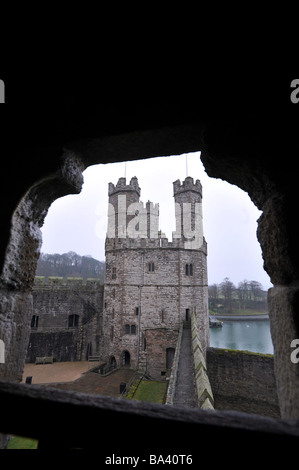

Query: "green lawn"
<box><xmin>132</xmin><ymin>380</ymin><xmax>168</xmax><ymax>404</ymax></box>
<box><xmin>7</xmin><ymin>435</ymin><xmax>38</xmax><ymax>449</ymax></box>
<box><xmin>211</xmin><ymin>308</ymin><xmax>268</xmax><ymax>316</ymax></box>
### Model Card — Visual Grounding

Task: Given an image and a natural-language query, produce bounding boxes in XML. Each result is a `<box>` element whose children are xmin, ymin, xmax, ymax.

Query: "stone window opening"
<box><xmin>161</xmin><ymin>309</ymin><xmax>165</xmax><ymax>322</ymax></box>
<box><xmin>31</xmin><ymin>315</ymin><xmax>39</xmax><ymax>329</ymax></box>
<box><xmin>185</xmin><ymin>263</ymin><xmax>193</xmax><ymax>276</ymax></box>
<box><xmin>131</xmin><ymin>325</ymin><xmax>136</xmax><ymax>335</ymax></box>
<box><xmin>112</xmin><ymin>267</ymin><xmax>117</xmax><ymax>279</ymax></box>
<box><xmin>135</xmin><ymin>306</ymin><xmax>139</xmax><ymax>316</ymax></box>
<box><xmin>148</xmin><ymin>262</ymin><xmax>155</xmax><ymax>272</ymax></box>
<box><xmin>124</xmin><ymin>324</ymin><xmax>136</xmax><ymax>335</ymax></box>
<box><xmin>68</xmin><ymin>314</ymin><xmax>79</xmax><ymax>328</ymax></box>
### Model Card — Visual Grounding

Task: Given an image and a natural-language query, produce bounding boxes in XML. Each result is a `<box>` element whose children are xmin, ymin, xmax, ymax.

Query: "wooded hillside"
<box><xmin>36</xmin><ymin>252</ymin><xmax>105</xmax><ymax>283</ymax></box>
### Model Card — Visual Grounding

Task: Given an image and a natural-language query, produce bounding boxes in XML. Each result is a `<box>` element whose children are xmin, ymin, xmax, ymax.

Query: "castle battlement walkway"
<box><xmin>166</xmin><ymin>314</ymin><xmax>214</xmax><ymax>410</ymax></box>
<box><xmin>173</xmin><ymin>321</ymin><xmax>198</xmax><ymax>408</ymax></box>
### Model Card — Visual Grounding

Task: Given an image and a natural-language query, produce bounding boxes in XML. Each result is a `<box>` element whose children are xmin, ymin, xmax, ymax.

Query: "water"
<box><xmin>209</xmin><ymin>319</ymin><xmax>273</xmax><ymax>354</ymax></box>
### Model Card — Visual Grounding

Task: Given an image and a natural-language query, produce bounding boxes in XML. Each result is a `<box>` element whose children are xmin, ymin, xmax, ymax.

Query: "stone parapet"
<box><xmin>33</xmin><ymin>277</ymin><xmax>102</xmax><ymax>289</ymax></box>
<box><xmin>165</xmin><ymin>323</ymin><xmax>184</xmax><ymax>405</ymax></box>
<box><xmin>191</xmin><ymin>311</ymin><xmax>214</xmax><ymax>409</ymax></box>
<box><xmin>207</xmin><ymin>348</ymin><xmax>280</xmax><ymax>418</ymax></box>
<box><xmin>173</xmin><ymin>177</ymin><xmax>202</xmax><ymax>197</ymax></box>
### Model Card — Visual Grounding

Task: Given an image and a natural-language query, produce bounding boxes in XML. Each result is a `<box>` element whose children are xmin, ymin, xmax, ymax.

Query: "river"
<box><xmin>209</xmin><ymin>318</ymin><xmax>273</xmax><ymax>354</ymax></box>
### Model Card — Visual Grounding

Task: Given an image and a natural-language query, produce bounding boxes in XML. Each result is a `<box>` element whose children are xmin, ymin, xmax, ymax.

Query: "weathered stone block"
<box><xmin>268</xmin><ymin>285</ymin><xmax>299</xmax><ymax>418</ymax></box>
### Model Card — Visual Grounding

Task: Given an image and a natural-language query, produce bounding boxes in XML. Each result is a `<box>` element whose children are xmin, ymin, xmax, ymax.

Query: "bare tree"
<box><xmin>237</xmin><ymin>279</ymin><xmax>250</xmax><ymax>310</ymax></box>
<box><xmin>249</xmin><ymin>280</ymin><xmax>263</xmax><ymax>301</ymax></box>
<box><xmin>220</xmin><ymin>277</ymin><xmax>235</xmax><ymax>313</ymax></box>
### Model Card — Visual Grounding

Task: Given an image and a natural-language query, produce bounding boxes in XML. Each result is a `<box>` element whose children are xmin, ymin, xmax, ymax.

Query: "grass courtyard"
<box><xmin>131</xmin><ymin>379</ymin><xmax>168</xmax><ymax>404</ymax></box>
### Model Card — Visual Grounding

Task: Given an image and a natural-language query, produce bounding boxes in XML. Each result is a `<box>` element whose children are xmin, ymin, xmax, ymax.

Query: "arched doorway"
<box><xmin>185</xmin><ymin>308</ymin><xmax>190</xmax><ymax>321</ymax></box>
<box><xmin>122</xmin><ymin>350</ymin><xmax>131</xmax><ymax>367</ymax></box>
<box><xmin>109</xmin><ymin>355</ymin><xmax>117</xmax><ymax>369</ymax></box>
<box><xmin>86</xmin><ymin>342</ymin><xmax>92</xmax><ymax>360</ymax></box>
<box><xmin>166</xmin><ymin>347</ymin><xmax>175</xmax><ymax>370</ymax></box>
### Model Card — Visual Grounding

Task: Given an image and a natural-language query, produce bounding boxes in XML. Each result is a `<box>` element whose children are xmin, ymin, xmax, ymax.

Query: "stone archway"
<box><xmin>0</xmin><ymin>116</ymin><xmax>298</xmax><ymax>421</ymax></box>
<box><xmin>166</xmin><ymin>347</ymin><xmax>175</xmax><ymax>370</ymax></box>
<box><xmin>109</xmin><ymin>355</ymin><xmax>117</xmax><ymax>369</ymax></box>
<box><xmin>122</xmin><ymin>350</ymin><xmax>131</xmax><ymax>367</ymax></box>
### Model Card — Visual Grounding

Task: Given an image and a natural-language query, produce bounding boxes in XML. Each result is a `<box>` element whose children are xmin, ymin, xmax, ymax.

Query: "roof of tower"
<box><xmin>108</xmin><ymin>176</ymin><xmax>141</xmax><ymax>197</ymax></box>
<box><xmin>173</xmin><ymin>176</ymin><xmax>202</xmax><ymax>196</ymax></box>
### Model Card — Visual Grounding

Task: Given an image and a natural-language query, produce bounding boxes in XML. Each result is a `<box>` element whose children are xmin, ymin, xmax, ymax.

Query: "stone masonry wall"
<box><xmin>207</xmin><ymin>347</ymin><xmax>280</xmax><ymax>418</ymax></box>
<box><xmin>26</xmin><ymin>277</ymin><xmax>103</xmax><ymax>363</ymax></box>
<box><xmin>103</xmin><ymin>244</ymin><xmax>208</xmax><ymax>376</ymax></box>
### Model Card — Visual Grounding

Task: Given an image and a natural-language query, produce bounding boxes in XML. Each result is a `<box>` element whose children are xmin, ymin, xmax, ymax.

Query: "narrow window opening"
<box><xmin>148</xmin><ymin>262</ymin><xmax>155</xmax><ymax>272</ymax></box>
<box><xmin>68</xmin><ymin>314</ymin><xmax>79</xmax><ymax>328</ymax></box>
<box><xmin>131</xmin><ymin>325</ymin><xmax>136</xmax><ymax>335</ymax></box>
<box><xmin>31</xmin><ymin>315</ymin><xmax>39</xmax><ymax>329</ymax></box>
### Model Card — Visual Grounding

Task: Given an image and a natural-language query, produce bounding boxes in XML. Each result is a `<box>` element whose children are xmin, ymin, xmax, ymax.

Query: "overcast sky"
<box><xmin>40</xmin><ymin>152</ymin><xmax>272</xmax><ymax>290</ymax></box>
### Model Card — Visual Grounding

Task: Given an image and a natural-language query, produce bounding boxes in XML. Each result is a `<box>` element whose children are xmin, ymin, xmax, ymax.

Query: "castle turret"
<box><xmin>107</xmin><ymin>176</ymin><xmax>141</xmax><ymax>239</ymax></box>
<box><xmin>173</xmin><ymin>177</ymin><xmax>203</xmax><ymax>249</ymax></box>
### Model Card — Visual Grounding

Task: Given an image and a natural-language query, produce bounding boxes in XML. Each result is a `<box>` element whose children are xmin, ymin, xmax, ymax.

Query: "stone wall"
<box><xmin>143</xmin><ymin>328</ymin><xmax>179</xmax><ymax>378</ymax></box>
<box><xmin>103</xmin><ymin>243</ymin><xmax>208</xmax><ymax>376</ymax></box>
<box><xmin>191</xmin><ymin>312</ymin><xmax>214</xmax><ymax>409</ymax></box>
<box><xmin>207</xmin><ymin>347</ymin><xmax>280</xmax><ymax>418</ymax></box>
<box><xmin>26</xmin><ymin>277</ymin><xmax>103</xmax><ymax>363</ymax></box>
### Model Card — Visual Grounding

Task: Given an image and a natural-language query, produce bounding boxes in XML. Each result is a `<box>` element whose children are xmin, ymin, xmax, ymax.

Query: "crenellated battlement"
<box><xmin>105</xmin><ymin>235</ymin><xmax>207</xmax><ymax>253</ymax></box>
<box><xmin>108</xmin><ymin>176</ymin><xmax>141</xmax><ymax>197</ymax></box>
<box><xmin>106</xmin><ymin>175</ymin><xmax>205</xmax><ymax>250</ymax></box>
<box><xmin>173</xmin><ymin>177</ymin><xmax>202</xmax><ymax>197</ymax></box>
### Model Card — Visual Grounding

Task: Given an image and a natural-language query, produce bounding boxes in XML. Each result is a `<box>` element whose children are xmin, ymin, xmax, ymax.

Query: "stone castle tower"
<box><xmin>101</xmin><ymin>176</ymin><xmax>209</xmax><ymax>378</ymax></box>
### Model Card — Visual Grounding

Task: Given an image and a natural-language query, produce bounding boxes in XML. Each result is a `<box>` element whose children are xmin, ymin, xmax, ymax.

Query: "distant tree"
<box><xmin>249</xmin><ymin>280</ymin><xmax>264</xmax><ymax>301</ymax></box>
<box><xmin>237</xmin><ymin>279</ymin><xmax>250</xmax><ymax>310</ymax></box>
<box><xmin>220</xmin><ymin>277</ymin><xmax>235</xmax><ymax>313</ymax></box>
<box><xmin>209</xmin><ymin>277</ymin><xmax>268</xmax><ymax>313</ymax></box>
<box><xmin>209</xmin><ymin>283</ymin><xmax>219</xmax><ymax>300</ymax></box>
<box><xmin>208</xmin><ymin>283</ymin><xmax>219</xmax><ymax>310</ymax></box>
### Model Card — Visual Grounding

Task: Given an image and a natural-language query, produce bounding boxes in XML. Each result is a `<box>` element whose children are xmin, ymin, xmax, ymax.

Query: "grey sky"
<box><xmin>40</xmin><ymin>152</ymin><xmax>272</xmax><ymax>290</ymax></box>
